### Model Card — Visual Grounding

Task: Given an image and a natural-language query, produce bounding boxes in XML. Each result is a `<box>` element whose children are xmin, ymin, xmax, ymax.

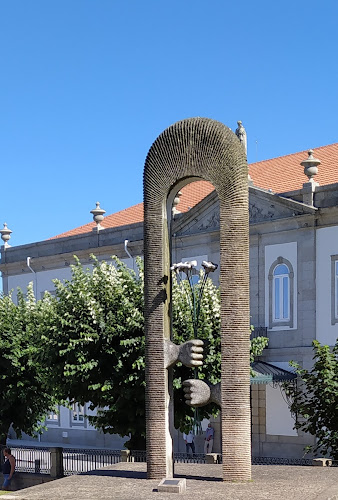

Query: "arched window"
<box><xmin>273</xmin><ymin>264</ymin><xmax>290</xmax><ymax>321</ymax></box>
<box><xmin>268</xmin><ymin>258</ymin><xmax>294</xmax><ymax>329</ymax></box>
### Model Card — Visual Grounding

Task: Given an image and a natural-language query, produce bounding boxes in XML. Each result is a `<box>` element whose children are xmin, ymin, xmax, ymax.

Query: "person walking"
<box><xmin>2</xmin><ymin>448</ymin><xmax>15</xmax><ymax>490</ymax></box>
<box><xmin>204</xmin><ymin>423</ymin><xmax>214</xmax><ymax>454</ymax></box>
<box><xmin>183</xmin><ymin>430</ymin><xmax>195</xmax><ymax>455</ymax></box>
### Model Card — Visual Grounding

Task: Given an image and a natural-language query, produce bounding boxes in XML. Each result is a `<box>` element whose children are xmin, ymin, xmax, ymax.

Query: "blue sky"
<box><xmin>1</xmin><ymin>0</ymin><xmax>338</xmax><ymax>247</ymax></box>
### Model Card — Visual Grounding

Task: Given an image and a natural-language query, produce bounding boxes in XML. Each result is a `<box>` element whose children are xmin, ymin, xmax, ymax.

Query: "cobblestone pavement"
<box><xmin>2</xmin><ymin>462</ymin><xmax>338</xmax><ymax>500</ymax></box>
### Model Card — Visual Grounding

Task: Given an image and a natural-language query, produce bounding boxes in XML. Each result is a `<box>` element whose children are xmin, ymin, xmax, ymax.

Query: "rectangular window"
<box><xmin>46</xmin><ymin>411</ymin><xmax>59</xmax><ymax>422</ymax></box>
<box><xmin>72</xmin><ymin>403</ymin><xmax>85</xmax><ymax>423</ymax></box>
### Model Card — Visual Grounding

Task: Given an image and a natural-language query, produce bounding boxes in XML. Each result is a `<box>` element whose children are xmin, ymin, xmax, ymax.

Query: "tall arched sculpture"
<box><xmin>143</xmin><ymin>117</ymin><xmax>251</xmax><ymax>481</ymax></box>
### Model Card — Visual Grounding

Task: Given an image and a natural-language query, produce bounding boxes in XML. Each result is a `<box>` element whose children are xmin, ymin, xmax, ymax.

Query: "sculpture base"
<box><xmin>157</xmin><ymin>477</ymin><xmax>186</xmax><ymax>494</ymax></box>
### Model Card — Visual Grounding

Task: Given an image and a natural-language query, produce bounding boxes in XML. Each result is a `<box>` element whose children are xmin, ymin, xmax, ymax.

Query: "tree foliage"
<box><xmin>41</xmin><ymin>257</ymin><xmax>267</xmax><ymax>447</ymax></box>
<box><xmin>0</xmin><ymin>285</ymin><xmax>58</xmax><ymax>443</ymax></box>
<box><xmin>286</xmin><ymin>339</ymin><xmax>338</xmax><ymax>460</ymax></box>
<box><xmin>1</xmin><ymin>257</ymin><xmax>268</xmax><ymax>449</ymax></box>
<box><xmin>41</xmin><ymin>257</ymin><xmax>145</xmax><ymax>449</ymax></box>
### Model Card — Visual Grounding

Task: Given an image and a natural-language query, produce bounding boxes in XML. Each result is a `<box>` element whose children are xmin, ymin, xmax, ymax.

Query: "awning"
<box><xmin>250</xmin><ymin>370</ymin><xmax>273</xmax><ymax>384</ymax></box>
<box><xmin>250</xmin><ymin>361</ymin><xmax>297</xmax><ymax>384</ymax></box>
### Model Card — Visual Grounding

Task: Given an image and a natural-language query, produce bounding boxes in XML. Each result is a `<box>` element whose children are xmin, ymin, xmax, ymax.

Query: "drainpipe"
<box><xmin>124</xmin><ymin>240</ymin><xmax>134</xmax><ymax>270</ymax></box>
<box><xmin>27</xmin><ymin>257</ymin><xmax>37</xmax><ymax>297</ymax></box>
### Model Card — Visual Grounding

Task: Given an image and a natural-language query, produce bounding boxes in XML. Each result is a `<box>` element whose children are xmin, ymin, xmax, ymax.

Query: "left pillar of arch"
<box><xmin>144</xmin><ymin>195</ymin><xmax>173</xmax><ymax>480</ymax></box>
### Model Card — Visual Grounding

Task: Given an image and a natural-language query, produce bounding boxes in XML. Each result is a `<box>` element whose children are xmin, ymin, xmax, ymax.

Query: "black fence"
<box><xmin>252</xmin><ymin>456</ymin><xmax>313</xmax><ymax>466</ymax></box>
<box><xmin>63</xmin><ymin>448</ymin><xmax>121</xmax><ymax>476</ymax></box>
<box><xmin>11</xmin><ymin>446</ymin><xmax>51</xmax><ymax>474</ymax></box>
<box><xmin>174</xmin><ymin>452</ymin><xmax>206</xmax><ymax>464</ymax></box>
<box><xmin>251</xmin><ymin>326</ymin><xmax>268</xmax><ymax>339</ymax></box>
<box><xmin>8</xmin><ymin>446</ymin><xmax>338</xmax><ymax>476</ymax></box>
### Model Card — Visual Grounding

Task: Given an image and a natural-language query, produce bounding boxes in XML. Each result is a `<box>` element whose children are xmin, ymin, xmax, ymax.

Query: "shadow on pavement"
<box><xmin>84</xmin><ymin>469</ymin><xmax>147</xmax><ymax>479</ymax></box>
<box><xmin>85</xmin><ymin>468</ymin><xmax>222</xmax><ymax>482</ymax></box>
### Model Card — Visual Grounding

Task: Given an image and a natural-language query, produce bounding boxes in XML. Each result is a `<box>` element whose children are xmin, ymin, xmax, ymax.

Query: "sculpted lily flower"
<box><xmin>184</xmin><ymin>260</ymin><xmax>197</xmax><ymax>270</ymax></box>
<box><xmin>202</xmin><ymin>261</ymin><xmax>218</xmax><ymax>274</ymax></box>
<box><xmin>170</xmin><ymin>262</ymin><xmax>184</xmax><ymax>273</ymax></box>
<box><xmin>171</xmin><ymin>261</ymin><xmax>197</xmax><ymax>274</ymax></box>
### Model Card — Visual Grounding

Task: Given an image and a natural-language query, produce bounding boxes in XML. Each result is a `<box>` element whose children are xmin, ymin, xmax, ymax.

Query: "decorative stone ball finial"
<box><xmin>90</xmin><ymin>202</ymin><xmax>106</xmax><ymax>232</ymax></box>
<box><xmin>172</xmin><ymin>191</ymin><xmax>182</xmax><ymax>216</ymax></box>
<box><xmin>301</xmin><ymin>149</ymin><xmax>321</xmax><ymax>182</ymax></box>
<box><xmin>0</xmin><ymin>223</ymin><xmax>12</xmax><ymax>248</ymax></box>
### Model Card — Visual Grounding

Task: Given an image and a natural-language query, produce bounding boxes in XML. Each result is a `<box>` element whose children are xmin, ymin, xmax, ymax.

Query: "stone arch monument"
<box><xmin>143</xmin><ymin>117</ymin><xmax>251</xmax><ymax>482</ymax></box>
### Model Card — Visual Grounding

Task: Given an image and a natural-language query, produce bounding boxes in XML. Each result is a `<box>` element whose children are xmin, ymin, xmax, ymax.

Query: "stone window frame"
<box><xmin>268</xmin><ymin>257</ymin><xmax>294</xmax><ymax>329</ymax></box>
<box><xmin>330</xmin><ymin>255</ymin><xmax>338</xmax><ymax>325</ymax></box>
<box><xmin>69</xmin><ymin>402</ymin><xmax>87</xmax><ymax>428</ymax></box>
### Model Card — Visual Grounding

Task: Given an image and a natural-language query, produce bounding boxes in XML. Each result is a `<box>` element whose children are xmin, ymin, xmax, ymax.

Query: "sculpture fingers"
<box><xmin>189</xmin><ymin>359</ymin><xmax>203</xmax><ymax>367</ymax></box>
<box><xmin>183</xmin><ymin>379</ymin><xmax>211</xmax><ymax>407</ymax></box>
<box><xmin>191</xmin><ymin>352</ymin><xmax>203</xmax><ymax>359</ymax></box>
<box><xmin>190</xmin><ymin>339</ymin><xmax>204</xmax><ymax>347</ymax></box>
<box><xmin>190</xmin><ymin>345</ymin><xmax>204</xmax><ymax>354</ymax></box>
<box><xmin>178</xmin><ymin>340</ymin><xmax>204</xmax><ymax>368</ymax></box>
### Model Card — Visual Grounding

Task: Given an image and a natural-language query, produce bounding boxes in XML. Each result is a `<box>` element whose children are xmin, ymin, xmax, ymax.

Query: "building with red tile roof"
<box><xmin>52</xmin><ymin>143</ymin><xmax>338</xmax><ymax>239</ymax></box>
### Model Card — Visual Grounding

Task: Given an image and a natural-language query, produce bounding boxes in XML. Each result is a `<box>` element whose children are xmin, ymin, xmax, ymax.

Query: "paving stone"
<box><xmin>2</xmin><ymin>462</ymin><xmax>338</xmax><ymax>500</ymax></box>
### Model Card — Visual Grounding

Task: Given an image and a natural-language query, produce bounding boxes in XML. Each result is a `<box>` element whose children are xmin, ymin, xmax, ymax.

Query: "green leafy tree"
<box><xmin>41</xmin><ymin>257</ymin><xmax>267</xmax><ymax>448</ymax></box>
<box><xmin>286</xmin><ymin>339</ymin><xmax>338</xmax><ymax>459</ymax></box>
<box><xmin>41</xmin><ymin>257</ymin><xmax>146</xmax><ymax>449</ymax></box>
<box><xmin>0</xmin><ymin>285</ymin><xmax>58</xmax><ymax>444</ymax></box>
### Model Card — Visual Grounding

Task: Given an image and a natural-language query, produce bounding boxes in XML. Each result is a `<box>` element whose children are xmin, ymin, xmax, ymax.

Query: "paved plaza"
<box><xmin>2</xmin><ymin>462</ymin><xmax>338</xmax><ymax>500</ymax></box>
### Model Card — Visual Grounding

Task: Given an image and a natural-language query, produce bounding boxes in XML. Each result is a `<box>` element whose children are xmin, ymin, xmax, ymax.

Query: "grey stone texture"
<box><xmin>164</xmin><ymin>339</ymin><xmax>203</xmax><ymax>369</ymax></box>
<box><xmin>143</xmin><ymin>117</ymin><xmax>251</xmax><ymax>481</ymax></box>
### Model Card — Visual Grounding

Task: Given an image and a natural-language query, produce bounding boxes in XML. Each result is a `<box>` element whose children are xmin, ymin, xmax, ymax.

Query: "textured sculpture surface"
<box><xmin>183</xmin><ymin>379</ymin><xmax>221</xmax><ymax>407</ymax></box>
<box><xmin>143</xmin><ymin>117</ymin><xmax>250</xmax><ymax>482</ymax></box>
<box><xmin>164</xmin><ymin>339</ymin><xmax>204</xmax><ymax>369</ymax></box>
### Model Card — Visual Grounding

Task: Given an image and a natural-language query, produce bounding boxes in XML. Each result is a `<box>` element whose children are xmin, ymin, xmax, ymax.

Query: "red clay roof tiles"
<box><xmin>52</xmin><ymin>143</ymin><xmax>338</xmax><ymax>239</ymax></box>
<box><xmin>248</xmin><ymin>143</ymin><xmax>338</xmax><ymax>193</ymax></box>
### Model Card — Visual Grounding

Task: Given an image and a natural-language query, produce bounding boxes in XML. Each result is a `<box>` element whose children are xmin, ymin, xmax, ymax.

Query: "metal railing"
<box><xmin>127</xmin><ymin>451</ymin><xmax>207</xmax><ymax>464</ymax></box>
<box><xmin>174</xmin><ymin>452</ymin><xmax>206</xmax><ymax>464</ymax></box>
<box><xmin>63</xmin><ymin>448</ymin><xmax>121</xmax><ymax>476</ymax></box>
<box><xmin>8</xmin><ymin>446</ymin><xmax>338</xmax><ymax>476</ymax></box>
<box><xmin>252</xmin><ymin>456</ymin><xmax>313</xmax><ymax>466</ymax></box>
<box><xmin>129</xmin><ymin>450</ymin><xmax>146</xmax><ymax>462</ymax></box>
<box><xmin>251</xmin><ymin>326</ymin><xmax>268</xmax><ymax>339</ymax></box>
<box><xmin>11</xmin><ymin>446</ymin><xmax>51</xmax><ymax>474</ymax></box>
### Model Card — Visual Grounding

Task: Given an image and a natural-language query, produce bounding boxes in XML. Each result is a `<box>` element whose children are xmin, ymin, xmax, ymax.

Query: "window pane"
<box><xmin>47</xmin><ymin>412</ymin><xmax>58</xmax><ymax>421</ymax></box>
<box><xmin>274</xmin><ymin>278</ymin><xmax>280</xmax><ymax>319</ymax></box>
<box><xmin>274</xmin><ymin>264</ymin><xmax>289</xmax><ymax>276</ymax></box>
<box><xmin>283</xmin><ymin>276</ymin><xmax>289</xmax><ymax>319</ymax></box>
<box><xmin>72</xmin><ymin>403</ymin><xmax>85</xmax><ymax>422</ymax></box>
<box><xmin>78</xmin><ymin>405</ymin><xmax>84</xmax><ymax>421</ymax></box>
<box><xmin>335</xmin><ymin>261</ymin><xmax>338</xmax><ymax>319</ymax></box>
<box><xmin>336</xmin><ymin>274</ymin><xmax>338</xmax><ymax>318</ymax></box>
